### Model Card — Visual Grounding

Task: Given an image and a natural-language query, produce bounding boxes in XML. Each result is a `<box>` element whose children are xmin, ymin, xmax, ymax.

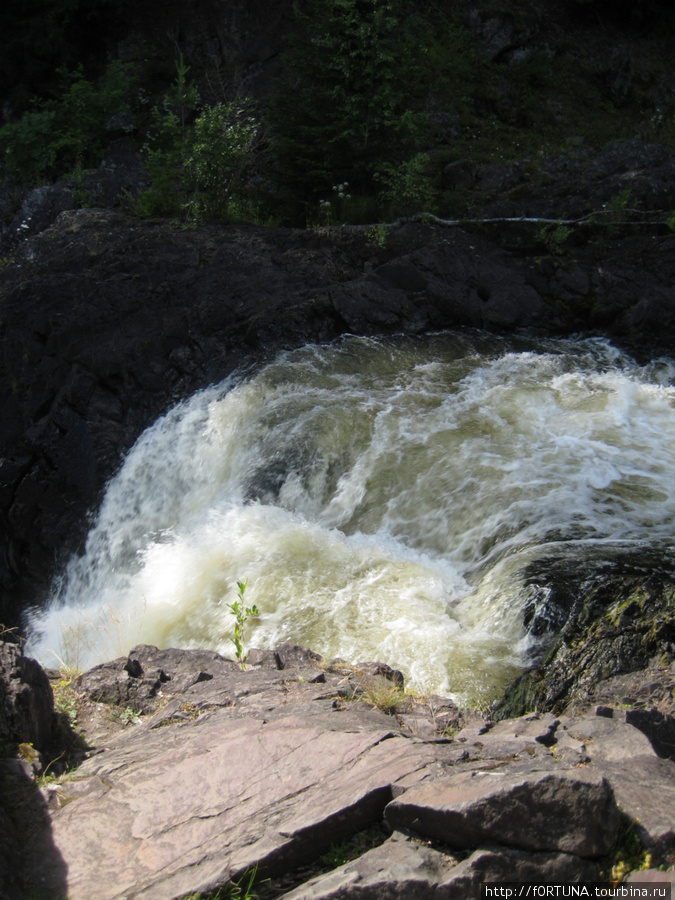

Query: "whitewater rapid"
<box><xmin>27</xmin><ymin>332</ymin><xmax>675</xmax><ymax>702</ymax></box>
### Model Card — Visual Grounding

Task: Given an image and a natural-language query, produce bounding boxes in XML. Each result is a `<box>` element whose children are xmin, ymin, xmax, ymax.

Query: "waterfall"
<box><xmin>26</xmin><ymin>331</ymin><xmax>675</xmax><ymax>703</ymax></box>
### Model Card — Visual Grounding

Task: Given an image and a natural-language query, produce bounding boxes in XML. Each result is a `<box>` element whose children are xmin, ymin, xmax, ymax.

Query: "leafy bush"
<box><xmin>375</xmin><ymin>152</ymin><xmax>434</xmax><ymax>217</ymax></box>
<box><xmin>0</xmin><ymin>60</ymin><xmax>133</xmax><ymax>185</ymax></box>
<box><xmin>135</xmin><ymin>55</ymin><xmax>260</xmax><ymax>223</ymax></box>
<box><xmin>183</xmin><ymin>103</ymin><xmax>258</xmax><ymax>222</ymax></box>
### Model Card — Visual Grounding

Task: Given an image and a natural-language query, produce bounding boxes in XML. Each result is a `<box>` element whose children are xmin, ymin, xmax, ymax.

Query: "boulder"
<box><xmin>384</xmin><ymin>764</ymin><xmax>619</xmax><ymax>858</ymax></box>
<box><xmin>281</xmin><ymin>837</ymin><xmax>600</xmax><ymax>900</ymax></box>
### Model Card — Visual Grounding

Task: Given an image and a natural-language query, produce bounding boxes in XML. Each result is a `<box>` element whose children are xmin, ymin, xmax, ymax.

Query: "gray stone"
<box><xmin>280</xmin><ymin>833</ymin><xmax>462</xmax><ymax>900</ymax></box>
<box><xmin>0</xmin><ymin>640</ymin><xmax>54</xmax><ymax>750</ymax></box>
<box><xmin>385</xmin><ymin>762</ymin><xmax>619</xmax><ymax>857</ymax></box>
<box><xmin>33</xmin><ymin>717</ymin><xmax>435</xmax><ymax>900</ymax></box>
<box><xmin>3</xmin><ymin>645</ymin><xmax>675</xmax><ymax>898</ymax></box>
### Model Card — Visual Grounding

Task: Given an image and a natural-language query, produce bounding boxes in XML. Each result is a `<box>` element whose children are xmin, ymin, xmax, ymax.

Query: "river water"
<box><xmin>27</xmin><ymin>331</ymin><xmax>675</xmax><ymax>702</ymax></box>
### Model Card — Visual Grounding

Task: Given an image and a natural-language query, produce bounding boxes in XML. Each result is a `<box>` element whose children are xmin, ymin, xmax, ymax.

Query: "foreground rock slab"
<box><xmin>2</xmin><ymin>642</ymin><xmax>674</xmax><ymax>899</ymax></box>
<box><xmin>36</xmin><ymin>719</ymin><xmax>435</xmax><ymax>899</ymax></box>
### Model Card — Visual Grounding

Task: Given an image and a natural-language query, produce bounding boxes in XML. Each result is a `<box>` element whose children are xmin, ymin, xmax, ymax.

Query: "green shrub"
<box><xmin>375</xmin><ymin>152</ymin><xmax>434</xmax><ymax>217</ymax></box>
<box><xmin>183</xmin><ymin>103</ymin><xmax>258</xmax><ymax>222</ymax></box>
<box><xmin>0</xmin><ymin>60</ymin><xmax>133</xmax><ymax>185</ymax></box>
<box><xmin>134</xmin><ymin>54</ymin><xmax>199</xmax><ymax>218</ymax></box>
<box><xmin>135</xmin><ymin>55</ymin><xmax>260</xmax><ymax>223</ymax></box>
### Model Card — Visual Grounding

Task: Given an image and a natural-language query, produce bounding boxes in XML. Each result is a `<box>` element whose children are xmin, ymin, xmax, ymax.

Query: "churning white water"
<box><xmin>27</xmin><ymin>332</ymin><xmax>675</xmax><ymax>702</ymax></box>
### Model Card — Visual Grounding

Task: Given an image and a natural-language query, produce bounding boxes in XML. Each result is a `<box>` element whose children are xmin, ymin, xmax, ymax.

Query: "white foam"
<box><xmin>27</xmin><ymin>334</ymin><xmax>675</xmax><ymax>700</ymax></box>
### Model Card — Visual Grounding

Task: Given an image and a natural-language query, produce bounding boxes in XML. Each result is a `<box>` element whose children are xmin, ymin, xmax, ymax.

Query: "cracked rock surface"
<box><xmin>2</xmin><ymin>641</ymin><xmax>673</xmax><ymax>899</ymax></box>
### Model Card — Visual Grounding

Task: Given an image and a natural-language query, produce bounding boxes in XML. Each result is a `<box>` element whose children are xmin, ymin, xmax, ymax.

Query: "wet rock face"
<box><xmin>497</xmin><ymin>574</ymin><xmax>675</xmax><ymax>723</ymax></box>
<box><xmin>2</xmin><ymin>641</ymin><xmax>673</xmax><ymax>899</ymax></box>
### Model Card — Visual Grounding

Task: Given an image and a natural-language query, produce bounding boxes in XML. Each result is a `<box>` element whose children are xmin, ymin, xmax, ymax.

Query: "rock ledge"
<box><xmin>1</xmin><ymin>640</ymin><xmax>674</xmax><ymax>899</ymax></box>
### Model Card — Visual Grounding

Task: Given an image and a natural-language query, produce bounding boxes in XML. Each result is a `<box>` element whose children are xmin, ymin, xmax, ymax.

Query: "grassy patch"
<box><xmin>52</xmin><ymin>666</ymin><xmax>82</xmax><ymax>730</ymax></box>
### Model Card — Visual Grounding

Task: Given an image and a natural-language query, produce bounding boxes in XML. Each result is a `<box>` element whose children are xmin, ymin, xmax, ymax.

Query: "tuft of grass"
<box><xmin>52</xmin><ymin>666</ymin><xmax>82</xmax><ymax>729</ymax></box>
<box><xmin>357</xmin><ymin>677</ymin><xmax>406</xmax><ymax>715</ymax></box>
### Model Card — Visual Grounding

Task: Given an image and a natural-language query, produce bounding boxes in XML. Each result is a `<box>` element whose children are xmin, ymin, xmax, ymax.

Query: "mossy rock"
<box><xmin>495</xmin><ymin>573</ymin><xmax>675</xmax><ymax>719</ymax></box>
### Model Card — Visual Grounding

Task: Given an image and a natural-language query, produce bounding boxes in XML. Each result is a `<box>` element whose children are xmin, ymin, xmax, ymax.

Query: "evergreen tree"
<box><xmin>268</xmin><ymin>0</ymin><xmax>428</xmax><ymax>222</ymax></box>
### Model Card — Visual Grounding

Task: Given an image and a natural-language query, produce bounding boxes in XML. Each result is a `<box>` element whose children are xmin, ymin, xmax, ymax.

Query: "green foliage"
<box><xmin>134</xmin><ymin>54</ymin><xmax>200</xmax><ymax>218</ymax></box>
<box><xmin>365</xmin><ymin>224</ymin><xmax>389</xmax><ymax>248</ymax></box>
<box><xmin>375</xmin><ymin>152</ymin><xmax>434</xmax><ymax>217</ymax></box>
<box><xmin>0</xmin><ymin>60</ymin><xmax>133</xmax><ymax>185</ymax></box>
<box><xmin>118</xmin><ymin>706</ymin><xmax>142</xmax><ymax>726</ymax></box>
<box><xmin>667</xmin><ymin>212</ymin><xmax>675</xmax><ymax>233</ymax></box>
<box><xmin>183</xmin><ymin>103</ymin><xmax>258</xmax><ymax>222</ymax></box>
<box><xmin>135</xmin><ymin>55</ymin><xmax>259</xmax><ymax>223</ymax></box>
<box><xmin>610</xmin><ymin>815</ymin><xmax>652</xmax><ymax>884</ymax></box>
<box><xmin>228</xmin><ymin>580</ymin><xmax>259</xmax><ymax>670</ymax></box>
<box><xmin>53</xmin><ymin>666</ymin><xmax>82</xmax><ymax>729</ymax></box>
<box><xmin>267</xmin><ymin>0</ymin><xmax>429</xmax><ymax>222</ymax></box>
<box><xmin>536</xmin><ymin>220</ymin><xmax>574</xmax><ymax>255</ymax></box>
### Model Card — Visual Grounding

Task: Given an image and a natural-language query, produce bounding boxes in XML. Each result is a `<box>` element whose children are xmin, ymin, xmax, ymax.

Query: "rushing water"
<box><xmin>27</xmin><ymin>331</ymin><xmax>675</xmax><ymax>702</ymax></box>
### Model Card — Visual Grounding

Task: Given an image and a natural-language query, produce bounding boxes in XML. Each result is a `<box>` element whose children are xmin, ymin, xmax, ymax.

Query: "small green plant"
<box><xmin>119</xmin><ymin>707</ymin><xmax>142</xmax><ymax>726</ymax></box>
<box><xmin>666</xmin><ymin>212</ymin><xmax>675</xmax><ymax>233</ymax></box>
<box><xmin>320</xmin><ymin>842</ymin><xmax>351</xmax><ymax>869</ymax></box>
<box><xmin>607</xmin><ymin>189</ymin><xmax>632</xmax><ymax>215</ymax></box>
<box><xmin>365</xmin><ymin>224</ymin><xmax>388</xmax><ymax>248</ymax></box>
<box><xmin>228</xmin><ymin>580</ymin><xmax>259</xmax><ymax>670</ymax></box>
<box><xmin>536</xmin><ymin>220</ymin><xmax>573</xmax><ymax>255</ymax></box>
<box><xmin>53</xmin><ymin>666</ymin><xmax>82</xmax><ymax>729</ymax></box>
